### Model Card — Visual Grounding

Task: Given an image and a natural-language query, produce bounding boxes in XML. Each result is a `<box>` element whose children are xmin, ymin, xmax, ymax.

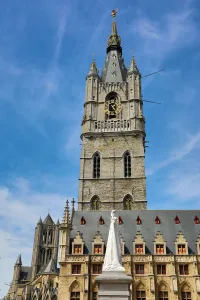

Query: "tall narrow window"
<box><xmin>158</xmin><ymin>283</ymin><xmax>168</xmax><ymax>300</ymax></box>
<box><xmin>181</xmin><ymin>284</ymin><xmax>191</xmax><ymax>300</ymax></box>
<box><xmin>136</xmin><ymin>283</ymin><xmax>146</xmax><ymax>300</ymax></box>
<box><xmin>123</xmin><ymin>194</ymin><xmax>133</xmax><ymax>210</ymax></box>
<box><xmin>124</xmin><ymin>151</ymin><xmax>131</xmax><ymax>178</ymax></box>
<box><xmin>93</xmin><ymin>153</ymin><xmax>100</xmax><ymax>178</ymax></box>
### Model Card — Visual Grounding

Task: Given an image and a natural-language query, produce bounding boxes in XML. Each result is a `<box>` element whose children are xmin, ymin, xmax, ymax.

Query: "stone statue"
<box><xmin>103</xmin><ymin>210</ymin><xmax>125</xmax><ymax>272</ymax></box>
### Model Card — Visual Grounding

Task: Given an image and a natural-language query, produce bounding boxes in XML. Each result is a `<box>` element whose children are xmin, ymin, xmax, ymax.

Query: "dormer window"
<box><xmin>81</xmin><ymin>217</ymin><xmax>86</xmax><ymax>225</ymax></box>
<box><xmin>74</xmin><ymin>244</ymin><xmax>82</xmax><ymax>254</ymax></box>
<box><xmin>175</xmin><ymin>215</ymin><xmax>180</xmax><ymax>224</ymax></box>
<box><xmin>156</xmin><ymin>244</ymin><xmax>165</xmax><ymax>254</ymax></box>
<box><xmin>119</xmin><ymin>216</ymin><xmax>123</xmax><ymax>225</ymax></box>
<box><xmin>135</xmin><ymin>244</ymin><xmax>144</xmax><ymax>254</ymax></box>
<box><xmin>112</xmin><ymin>71</ymin><xmax>116</xmax><ymax>77</ymax></box>
<box><xmin>195</xmin><ymin>216</ymin><xmax>200</xmax><ymax>224</ymax></box>
<box><xmin>99</xmin><ymin>216</ymin><xmax>104</xmax><ymax>225</ymax></box>
<box><xmin>178</xmin><ymin>244</ymin><xmax>186</xmax><ymax>254</ymax></box>
<box><xmin>136</xmin><ymin>216</ymin><xmax>142</xmax><ymax>225</ymax></box>
<box><xmin>94</xmin><ymin>244</ymin><xmax>103</xmax><ymax>254</ymax></box>
<box><xmin>155</xmin><ymin>216</ymin><xmax>161</xmax><ymax>224</ymax></box>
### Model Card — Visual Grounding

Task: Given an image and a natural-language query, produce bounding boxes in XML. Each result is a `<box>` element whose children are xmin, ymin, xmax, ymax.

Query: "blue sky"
<box><xmin>1</xmin><ymin>0</ymin><xmax>200</xmax><ymax>296</ymax></box>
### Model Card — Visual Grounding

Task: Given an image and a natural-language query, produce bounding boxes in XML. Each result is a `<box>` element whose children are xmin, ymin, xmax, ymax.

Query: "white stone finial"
<box><xmin>102</xmin><ymin>210</ymin><xmax>125</xmax><ymax>272</ymax></box>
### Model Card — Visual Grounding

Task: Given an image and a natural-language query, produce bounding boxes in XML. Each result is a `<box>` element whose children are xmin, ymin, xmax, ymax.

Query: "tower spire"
<box><xmin>62</xmin><ymin>199</ymin><xmax>71</xmax><ymax>224</ymax></box>
<box><xmin>107</xmin><ymin>9</ymin><xmax>122</xmax><ymax>55</ymax></box>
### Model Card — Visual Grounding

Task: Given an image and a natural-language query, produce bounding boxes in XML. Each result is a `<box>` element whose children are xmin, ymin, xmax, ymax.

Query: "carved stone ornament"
<box><xmin>91</xmin><ymin>256</ymin><xmax>104</xmax><ymax>262</ymax></box>
<box><xmin>175</xmin><ymin>256</ymin><xmax>196</xmax><ymax>263</ymax></box>
<box><xmin>132</xmin><ymin>255</ymin><xmax>152</xmax><ymax>262</ymax></box>
<box><xmin>65</xmin><ymin>256</ymin><xmax>89</xmax><ymax>262</ymax></box>
<box><xmin>154</xmin><ymin>256</ymin><xmax>172</xmax><ymax>262</ymax></box>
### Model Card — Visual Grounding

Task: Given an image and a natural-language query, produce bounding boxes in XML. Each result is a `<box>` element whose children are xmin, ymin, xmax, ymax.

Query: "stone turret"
<box><xmin>59</xmin><ymin>200</ymin><xmax>72</xmax><ymax>262</ymax></box>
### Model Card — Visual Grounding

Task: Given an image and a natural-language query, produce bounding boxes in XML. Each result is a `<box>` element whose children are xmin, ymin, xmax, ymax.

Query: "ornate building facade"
<box><xmin>8</xmin><ymin>12</ymin><xmax>200</xmax><ymax>300</ymax></box>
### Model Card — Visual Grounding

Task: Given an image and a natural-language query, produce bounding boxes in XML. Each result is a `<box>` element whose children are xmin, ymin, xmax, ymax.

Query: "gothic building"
<box><xmin>8</xmin><ymin>12</ymin><xmax>200</xmax><ymax>300</ymax></box>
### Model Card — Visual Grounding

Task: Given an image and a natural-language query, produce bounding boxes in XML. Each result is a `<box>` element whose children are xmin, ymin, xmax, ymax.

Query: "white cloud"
<box><xmin>132</xmin><ymin>5</ymin><xmax>198</xmax><ymax>60</ymax></box>
<box><xmin>0</xmin><ymin>177</ymin><xmax>69</xmax><ymax>297</ymax></box>
<box><xmin>147</xmin><ymin>130</ymin><xmax>200</xmax><ymax>176</ymax></box>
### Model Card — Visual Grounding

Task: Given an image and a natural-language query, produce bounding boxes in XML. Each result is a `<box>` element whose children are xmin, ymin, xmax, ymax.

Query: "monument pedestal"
<box><xmin>96</xmin><ymin>270</ymin><xmax>132</xmax><ymax>300</ymax></box>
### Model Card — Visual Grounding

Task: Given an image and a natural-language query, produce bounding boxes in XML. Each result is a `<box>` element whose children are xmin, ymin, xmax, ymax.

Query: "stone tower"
<box><xmin>31</xmin><ymin>214</ymin><xmax>59</xmax><ymax>280</ymax></box>
<box><xmin>78</xmin><ymin>14</ymin><xmax>146</xmax><ymax>211</ymax></box>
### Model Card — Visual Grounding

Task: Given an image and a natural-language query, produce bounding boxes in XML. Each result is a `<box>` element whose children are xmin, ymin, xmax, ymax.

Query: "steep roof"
<box><xmin>43</xmin><ymin>213</ymin><xmax>54</xmax><ymax>225</ymax></box>
<box><xmin>71</xmin><ymin>210</ymin><xmax>200</xmax><ymax>254</ymax></box>
<box><xmin>40</xmin><ymin>259</ymin><xmax>58</xmax><ymax>275</ymax></box>
<box><xmin>15</xmin><ymin>254</ymin><xmax>22</xmax><ymax>265</ymax></box>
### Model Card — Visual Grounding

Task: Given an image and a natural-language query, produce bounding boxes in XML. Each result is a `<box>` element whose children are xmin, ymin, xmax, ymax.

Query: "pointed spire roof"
<box><xmin>128</xmin><ymin>55</ymin><xmax>140</xmax><ymax>75</ymax></box>
<box><xmin>56</xmin><ymin>218</ymin><xmax>60</xmax><ymax>225</ymax></box>
<box><xmin>107</xmin><ymin>12</ymin><xmax>122</xmax><ymax>55</ymax></box>
<box><xmin>62</xmin><ymin>199</ymin><xmax>70</xmax><ymax>224</ymax></box>
<box><xmin>37</xmin><ymin>217</ymin><xmax>42</xmax><ymax>224</ymax></box>
<box><xmin>43</xmin><ymin>213</ymin><xmax>54</xmax><ymax>225</ymax></box>
<box><xmin>87</xmin><ymin>59</ymin><xmax>98</xmax><ymax>77</ymax></box>
<box><xmin>15</xmin><ymin>254</ymin><xmax>22</xmax><ymax>265</ymax></box>
<box><xmin>102</xmin><ymin>10</ymin><xmax>127</xmax><ymax>83</ymax></box>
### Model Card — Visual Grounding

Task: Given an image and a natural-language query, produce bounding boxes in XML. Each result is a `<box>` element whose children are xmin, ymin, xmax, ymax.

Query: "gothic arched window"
<box><xmin>124</xmin><ymin>151</ymin><xmax>131</xmax><ymax>178</ymax></box>
<box><xmin>41</xmin><ymin>249</ymin><xmax>45</xmax><ymax>264</ymax></box>
<box><xmin>136</xmin><ymin>283</ymin><xmax>146</xmax><ymax>300</ymax></box>
<box><xmin>93</xmin><ymin>152</ymin><xmax>100</xmax><ymax>178</ymax></box>
<box><xmin>181</xmin><ymin>284</ymin><xmax>191</xmax><ymax>300</ymax></box>
<box><xmin>46</xmin><ymin>249</ymin><xmax>52</xmax><ymax>263</ymax></box>
<box><xmin>43</xmin><ymin>230</ymin><xmax>47</xmax><ymax>243</ymax></box>
<box><xmin>123</xmin><ymin>195</ymin><xmax>133</xmax><ymax>210</ymax></box>
<box><xmin>91</xmin><ymin>196</ymin><xmax>100</xmax><ymax>211</ymax></box>
<box><xmin>48</xmin><ymin>230</ymin><xmax>53</xmax><ymax>244</ymax></box>
<box><xmin>158</xmin><ymin>283</ymin><xmax>168</xmax><ymax>300</ymax></box>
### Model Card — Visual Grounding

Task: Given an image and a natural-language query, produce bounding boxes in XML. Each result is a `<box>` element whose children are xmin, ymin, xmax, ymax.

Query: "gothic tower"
<box><xmin>31</xmin><ymin>214</ymin><xmax>59</xmax><ymax>280</ymax></box>
<box><xmin>78</xmin><ymin>14</ymin><xmax>147</xmax><ymax>211</ymax></box>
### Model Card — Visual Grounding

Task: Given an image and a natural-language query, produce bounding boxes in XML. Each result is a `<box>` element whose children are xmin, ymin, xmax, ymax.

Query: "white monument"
<box><xmin>96</xmin><ymin>210</ymin><xmax>132</xmax><ymax>300</ymax></box>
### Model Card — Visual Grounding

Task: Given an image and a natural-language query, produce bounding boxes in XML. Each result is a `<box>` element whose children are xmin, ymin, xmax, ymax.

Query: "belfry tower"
<box><xmin>78</xmin><ymin>12</ymin><xmax>147</xmax><ymax>211</ymax></box>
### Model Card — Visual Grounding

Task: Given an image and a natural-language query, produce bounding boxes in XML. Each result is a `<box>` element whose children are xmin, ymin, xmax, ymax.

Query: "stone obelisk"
<box><xmin>95</xmin><ymin>210</ymin><xmax>132</xmax><ymax>300</ymax></box>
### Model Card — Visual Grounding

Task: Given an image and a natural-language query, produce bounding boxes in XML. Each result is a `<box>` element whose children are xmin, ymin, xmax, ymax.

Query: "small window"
<box><xmin>179</xmin><ymin>264</ymin><xmax>189</xmax><ymax>275</ymax></box>
<box><xmin>71</xmin><ymin>292</ymin><xmax>80</xmax><ymax>300</ymax></box>
<box><xmin>156</xmin><ymin>244</ymin><xmax>165</xmax><ymax>254</ymax></box>
<box><xmin>72</xmin><ymin>264</ymin><xmax>81</xmax><ymax>274</ymax></box>
<box><xmin>135</xmin><ymin>264</ymin><xmax>144</xmax><ymax>274</ymax></box>
<box><xmin>94</xmin><ymin>244</ymin><xmax>102</xmax><ymax>254</ymax></box>
<box><xmin>93</xmin><ymin>79</ymin><xmax>96</xmax><ymax>83</ymax></box>
<box><xmin>157</xmin><ymin>264</ymin><xmax>166</xmax><ymax>275</ymax></box>
<box><xmin>99</xmin><ymin>216</ymin><xmax>104</xmax><ymax>225</ymax></box>
<box><xmin>118</xmin><ymin>216</ymin><xmax>123</xmax><ymax>225</ymax></box>
<box><xmin>155</xmin><ymin>216</ymin><xmax>161</xmax><ymax>224</ymax></box>
<box><xmin>93</xmin><ymin>96</ymin><xmax>95</xmax><ymax>100</ymax></box>
<box><xmin>174</xmin><ymin>215</ymin><xmax>180</xmax><ymax>224</ymax></box>
<box><xmin>92</xmin><ymin>264</ymin><xmax>102</xmax><ymax>274</ymax></box>
<box><xmin>178</xmin><ymin>244</ymin><xmax>186</xmax><ymax>254</ymax></box>
<box><xmin>135</xmin><ymin>244</ymin><xmax>144</xmax><ymax>254</ymax></box>
<box><xmin>81</xmin><ymin>217</ymin><xmax>86</xmax><ymax>225</ymax></box>
<box><xmin>74</xmin><ymin>244</ymin><xmax>82</xmax><ymax>254</ymax></box>
<box><xmin>136</xmin><ymin>216</ymin><xmax>142</xmax><ymax>225</ymax></box>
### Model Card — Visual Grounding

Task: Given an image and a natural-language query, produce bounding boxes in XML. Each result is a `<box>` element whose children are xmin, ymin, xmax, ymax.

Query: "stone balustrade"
<box><xmin>93</xmin><ymin>119</ymin><xmax>131</xmax><ymax>132</ymax></box>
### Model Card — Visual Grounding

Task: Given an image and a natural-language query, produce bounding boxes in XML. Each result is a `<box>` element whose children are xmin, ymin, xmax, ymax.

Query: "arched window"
<box><xmin>136</xmin><ymin>283</ymin><xmax>146</xmax><ymax>300</ymax></box>
<box><xmin>41</xmin><ymin>249</ymin><xmax>45</xmax><ymax>264</ymax></box>
<box><xmin>70</xmin><ymin>281</ymin><xmax>80</xmax><ymax>300</ymax></box>
<box><xmin>91</xmin><ymin>196</ymin><xmax>100</xmax><ymax>211</ymax></box>
<box><xmin>43</xmin><ymin>230</ymin><xmax>47</xmax><ymax>243</ymax></box>
<box><xmin>123</xmin><ymin>195</ymin><xmax>133</xmax><ymax>210</ymax></box>
<box><xmin>124</xmin><ymin>151</ymin><xmax>131</xmax><ymax>178</ymax></box>
<box><xmin>158</xmin><ymin>283</ymin><xmax>168</xmax><ymax>300</ymax></box>
<box><xmin>48</xmin><ymin>230</ymin><xmax>53</xmax><ymax>244</ymax></box>
<box><xmin>46</xmin><ymin>249</ymin><xmax>52</xmax><ymax>263</ymax></box>
<box><xmin>181</xmin><ymin>284</ymin><xmax>191</xmax><ymax>300</ymax></box>
<box><xmin>93</xmin><ymin>153</ymin><xmax>100</xmax><ymax>178</ymax></box>
<box><xmin>105</xmin><ymin>92</ymin><xmax>119</xmax><ymax>120</ymax></box>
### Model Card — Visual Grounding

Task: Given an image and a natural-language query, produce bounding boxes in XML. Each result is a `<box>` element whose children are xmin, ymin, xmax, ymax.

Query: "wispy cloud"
<box><xmin>147</xmin><ymin>130</ymin><xmax>200</xmax><ymax>175</ymax></box>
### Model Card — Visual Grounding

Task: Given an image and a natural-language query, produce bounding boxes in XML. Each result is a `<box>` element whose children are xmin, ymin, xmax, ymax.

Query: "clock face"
<box><xmin>104</xmin><ymin>98</ymin><xmax>122</xmax><ymax>116</ymax></box>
